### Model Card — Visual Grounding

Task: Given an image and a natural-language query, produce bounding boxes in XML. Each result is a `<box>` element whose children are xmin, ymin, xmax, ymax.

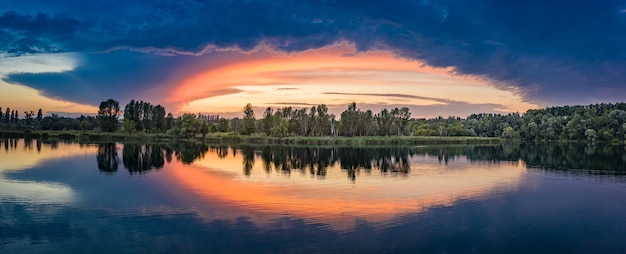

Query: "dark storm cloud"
<box><xmin>2</xmin><ymin>0</ymin><xmax>625</xmax><ymax>106</ymax></box>
<box><xmin>3</xmin><ymin>50</ymin><xmax>230</xmax><ymax>108</ymax></box>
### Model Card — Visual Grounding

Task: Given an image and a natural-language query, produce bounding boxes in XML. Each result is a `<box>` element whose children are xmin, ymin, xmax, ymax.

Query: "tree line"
<box><xmin>3</xmin><ymin>99</ymin><xmax>626</xmax><ymax>143</ymax></box>
<box><xmin>0</xmin><ymin>106</ymin><xmax>98</xmax><ymax>131</ymax></box>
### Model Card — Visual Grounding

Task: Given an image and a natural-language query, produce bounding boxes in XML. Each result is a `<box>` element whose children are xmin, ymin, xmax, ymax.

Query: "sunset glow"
<box><xmin>174</xmin><ymin>45</ymin><xmax>537</xmax><ymax>117</ymax></box>
<box><xmin>167</xmin><ymin>148</ymin><xmax>525</xmax><ymax>229</ymax></box>
<box><xmin>3</xmin><ymin>1</ymin><xmax>624</xmax><ymax>116</ymax></box>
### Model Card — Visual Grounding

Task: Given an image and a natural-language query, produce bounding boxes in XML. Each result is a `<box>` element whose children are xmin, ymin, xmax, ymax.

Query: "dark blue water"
<box><xmin>1</xmin><ymin>140</ymin><xmax>626</xmax><ymax>253</ymax></box>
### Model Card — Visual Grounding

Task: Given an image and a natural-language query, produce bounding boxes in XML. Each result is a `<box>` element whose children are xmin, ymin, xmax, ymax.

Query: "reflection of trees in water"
<box><xmin>208</xmin><ymin>146</ymin><xmax>229</xmax><ymax>159</ymax></box>
<box><xmin>255</xmin><ymin>146</ymin><xmax>338</xmax><ymax>179</ymax></box>
<box><xmin>122</xmin><ymin>142</ymin><xmax>211</xmax><ymax>174</ymax></box>
<box><xmin>238</xmin><ymin>146</ymin><xmax>411</xmax><ymax>181</ymax></box>
<box><xmin>419</xmin><ymin>143</ymin><xmax>626</xmax><ymax>175</ymax></box>
<box><xmin>95</xmin><ymin>142</ymin><xmax>209</xmax><ymax>175</ymax></box>
<box><xmin>23</xmin><ymin>138</ymin><xmax>33</xmax><ymax>150</ymax></box>
<box><xmin>2</xmin><ymin>138</ymin><xmax>19</xmax><ymax>151</ymax></box>
<box><xmin>339</xmin><ymin>147</ymin><xmax>412</xmax><ymax>181</ymax></box>
<box><xmin>519</xmin><ymin>143</ymin><xmax>626</xmax><ymax>174</ymax></box>
<box><xmin>167</xmin><ymin>142</ymin><xmax>209</xmax><ymax>165</ymax></box>
<box><xmin>97</xmin><ymin>143</ymin><xmax>118</xmax><ymax>174</ymax></box>
<box><xmin>122</xmin><ymin>144</ymin><xmax>167</xmax><ymax>174</ymax></box>
<box><xmin>228</xmin><ymin>144</ymin><xmax>626</xmax><ymax>180</ymax></box>
<box><xmin>374</xmin><ymin>148</ymin><xmax>410</xmax><ymax>175</ymax></box>
<box><xmin>242</xmin><ymin>146</ymin><xmax>255</xmax><ymax>176</ymax></box>
<box><xmin>2</xmin><ymin>138</ymin><xmax>60</xmax><ymax>153</ymax></box>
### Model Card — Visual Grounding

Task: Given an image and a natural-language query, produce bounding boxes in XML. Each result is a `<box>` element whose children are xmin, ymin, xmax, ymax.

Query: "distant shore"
<box><xmin>0</xmin><ymin>130</ymin><xmax>501</xmax><ymax>146</ymax></box>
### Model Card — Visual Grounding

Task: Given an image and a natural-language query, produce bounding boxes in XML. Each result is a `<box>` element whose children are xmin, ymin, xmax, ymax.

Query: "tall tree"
<box><xmin>97</xmin><ymin>99</ymin><xmax>120</xmax><ymax>132</ymax></box>
<box><xmin>152</xmin><ymin>105</ymin><xmax>166</xmax><ymax>132</ymax></box>
<box><xmin>262</xmin><ymin>107</ymin><xmax>273</xmax><ymax>136</ymax></box>
<box><xmin>36</xmin><ymin>109</ymin><xmax>43</xmax><ymax>122</ymax></box>
<box><xmin>124</xmin><ymin>100</ymin><xmax>138</xmax><ymax>130</ymax></box>
<box><xmin>4</xmin><ymin>108</ymin><xmax>9</xmax><ymax>124</ymax></box>
<box><xmin>241</xmin><ymin>103</ymin><xmax>256</xmax><ymax>135</ymax></box>
<box><xmin>165</xmin><ymin>113</ymin><xmax>175</xmax><ymax>131</ymax></box>
<box><xmin>24</xmin><ymin>111</ymin><xmax>35</xmax><ymax>126</ymax></box>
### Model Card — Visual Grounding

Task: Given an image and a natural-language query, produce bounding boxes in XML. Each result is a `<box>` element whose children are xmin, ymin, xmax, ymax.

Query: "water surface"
<box><xmin>1</xmin><ymin>139</ymin><xmax>626</xmax><ymax>253</ymax></box>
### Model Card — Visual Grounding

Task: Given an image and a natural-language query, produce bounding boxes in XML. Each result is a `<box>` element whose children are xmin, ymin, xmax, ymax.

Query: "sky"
<box><xmin>1</xmin><ymin>0</ymin><xmax>625</xmax><ymax>118</ymax></box>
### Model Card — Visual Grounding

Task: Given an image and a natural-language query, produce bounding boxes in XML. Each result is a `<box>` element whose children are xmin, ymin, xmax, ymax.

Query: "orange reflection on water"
<box><xmin>168</xmin><ymin>149</ymin><xmax>526</xmax><ymax>229</ymax></box>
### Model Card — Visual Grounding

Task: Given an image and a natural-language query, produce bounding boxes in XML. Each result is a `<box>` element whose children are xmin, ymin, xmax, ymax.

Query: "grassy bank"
<box><xmin>0</xmin><ymin>130</ymin><xmax>502</xmax><ymax>145</ymax></box>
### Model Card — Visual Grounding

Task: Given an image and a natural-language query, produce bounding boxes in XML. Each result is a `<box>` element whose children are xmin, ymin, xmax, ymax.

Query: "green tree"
<box><xmin>241</xmin><ymin>103</ymin><xmax>256</xmax><ymax>135</ymax></box>
<box><xmin>165</xmin><ymin>113</ymin><xmax>175</xmax><ymax>130</ymax></box>
<box><xmin>24</xmin><ymin>111</ymin><xmax>35</xmax><ymax>127</ymax></box>
<box><xmin>316</xmin><ymin>104</ymin><xmax>331</xmax><ymax>136</ymax></box>
<box><xmin>36</xmin><ymin>109</ymin><xmax>43</xmax><ymax>122</ymax></box>
<box><xmin>501</xmin><ymin>126</ymin><xmax>520</xmax><ymax>140</ymax></box>
<box><xmin>339</xmin><ymin>102</ymin><xmax>358</xmax><ymax>136</ymax></box>
<box><xmin>97</xmin><ymin>99</ymin><xmax>120</xmax><ymax>132</ymax></box>
<box><xmin>152</xmin><ymin>105</ymin><xmax>166</xmax><ymax>132</ymax></box>
<box><xmin>585</xmin><ymin>129</ymin><xmax>598</xmax><ymax>143</ymax></box>
<box><xmin>217</xmin><ymin>118</ymin><xmax>230</xmax><ymax>132</ymax></box>
<box><xmin>4</xmin><ymin>108</ymin><xmax>9</xmax><ymax>124</ymax></box>
<box><xmin>167</xmin><ymin>113</ymin><xmax>205</xmax><ymax>138</ymax></box>
<box><xmin>262</xmin><ymin>107</ymin><xmax>273</xmax><ymax>135</ymax></box>
<box><xmin>123</xmin><ymin>119</ymin><xmax>137</xmax><ymax>133</ymax></box>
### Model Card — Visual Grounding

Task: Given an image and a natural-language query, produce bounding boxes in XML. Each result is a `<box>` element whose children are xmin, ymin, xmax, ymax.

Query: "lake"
<box><xmin>1</xmin><ymin>139</ymin><xmax>626</xmax><ymax>253</ymax></box>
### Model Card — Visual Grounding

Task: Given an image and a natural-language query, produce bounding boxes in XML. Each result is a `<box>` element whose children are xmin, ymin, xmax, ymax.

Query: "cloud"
<box><xmin>330</xmin><ymin>102</ymin><xmax>512</xmax><ymax>119</ymax></box>
<box><xmin>1</xmin><ymin>0</ymin><xmax>626</xmax><ymax>106</ymax></box>
<box><xmin>323</xmin><ymin>92</ymin><xmax>459</xmax><ymax>105</ymax></box>
<box><xmin>3</xmin><ymin>50</ymin><xmax>229</xmax><ymax>109</ymax></box>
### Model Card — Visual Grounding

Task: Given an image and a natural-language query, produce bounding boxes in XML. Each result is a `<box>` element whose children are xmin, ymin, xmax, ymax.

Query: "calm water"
<box><xmin>1</xmin><ymin>139</ymin><xmax>626</xmax><ymax>253</ymax></box>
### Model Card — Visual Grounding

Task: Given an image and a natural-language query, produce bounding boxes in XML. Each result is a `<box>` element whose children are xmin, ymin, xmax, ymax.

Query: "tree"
<box><xmin>217</xmin><ymin>118</ymin><xmax>230</xmax><ymax>132</ymax></box>
<box><xmin>166</xmin><ymin>113</ymin><xmax>210</xmax><ymax>139</ymax></box>
<box><xmin>97</xmin><ymin>99</ymin><xmax>120</xmax><ymax>132</ymax></box>
<box><xmin>152</xmin><ymin>105</ymin><xmax>166</xmax><ymax>132</ymax></box>
<box><xmin>585</xmin><ymin>129</ymin><xmax>598</xmax><ymax>143</ymax></box>
<box><xmin>241</xmin><ymin>103</ymin><xmax>256</xmax><ymax>135</ymax></box>
<box><xmin>123</xmin><ymin>118</ymin><xmax>137</xmax><ymax>133</ymax></box>
<box><xmin>24</xmin><ymin>111</ymin><xmax>34</xmax><ymax>127</ymax></box>
<box><xmin>262</xmin><ymin>107</ymin><xmax>273</xmax><ymax>135</ymax></box>
<box><xmin>501</xmin><ymin>126</ymin><xmax>520</xmax><ymax>140</ymax></box>
<box><xmin>36</xmin><ymin>109</ymin><xmax>43</xmax><ymax>122</ymax></box>
<box><xmin>375</xmin><ymin>108</ymin><xmax>393</xmax><ymax>136</ymax></box>
<box><xmin>4</xmin><ymin>108</ymin><xmax>9</xmax><ymax>124</ymax></box>
<box><xmin>124</xmin><ymin>100</ymin><xmax>139</xmax><ymax>130</ymax></box>
<box><xmin>165</xmin><ymin>113</ymin><xmax>175</xmax><ymax>130</ymax></box>
<box><xmin>339</xmin><ymin>102</ymin><xmax>358</xmax><ymax>136</ymax></box>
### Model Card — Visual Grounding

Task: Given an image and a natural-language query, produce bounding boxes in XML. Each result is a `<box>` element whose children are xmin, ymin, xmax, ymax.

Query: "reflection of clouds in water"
<box><xmin>171</xmin><ymin>148</ymin><xmax>526</xmax><ymax>230</ymax></box>
<box><xmin>0</xmin><ymin>139</ymin><xmax>99</xmax><ymax>171</ymax></box>
<box><xmin>0</xmin><ymin>180</ymin><xmax>74</xmax><ymax>204</ymax></box>
<box><xmin>0</xmin><ymin>139</ymin><xmax>98</xmax><ymax>204</ymax></box>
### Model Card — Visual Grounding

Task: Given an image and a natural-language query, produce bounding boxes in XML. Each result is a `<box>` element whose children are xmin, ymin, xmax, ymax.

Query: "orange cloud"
<box><xmin>170</xmin><ymin>44</ymin><xmax>537</xmax><ymax>115</ymax></box>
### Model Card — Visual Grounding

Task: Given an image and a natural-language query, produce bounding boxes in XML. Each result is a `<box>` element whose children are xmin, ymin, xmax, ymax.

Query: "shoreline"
<box><xmin>0</xmin><ymin>130</ymin><xmax>501</xmax><ymax>146</ymax></box>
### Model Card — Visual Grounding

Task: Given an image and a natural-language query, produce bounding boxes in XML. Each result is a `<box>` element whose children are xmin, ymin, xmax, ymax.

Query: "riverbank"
<box><xmin>0</xmin><ymin>130</ymin><xmax>501</xmax><ymax>145</ymax></box>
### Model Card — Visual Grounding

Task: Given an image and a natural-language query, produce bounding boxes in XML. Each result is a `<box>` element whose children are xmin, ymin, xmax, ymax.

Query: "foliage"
<box><xmin>167</xmin><ymin>113</ymin><xmax>208</xmax><ymax>139</ymax></box>
<box><xmin>241</xmin><ymin>103</ymin><xmax>256</xmax><ymax>135</ymax></box>
<box><xmin>2</xmin><ymin>100</ymin><xmax>626</xmax><ymax>144</ymax></box>
<box><xmin>97</xmin><ymin>99</ymin><xmax>120</xmax><ymax>132</ymax></box>
<box><xmin>123</xmin><ymin>100</ymin><xmax>167</xmax><ymax>133</ymax></box>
